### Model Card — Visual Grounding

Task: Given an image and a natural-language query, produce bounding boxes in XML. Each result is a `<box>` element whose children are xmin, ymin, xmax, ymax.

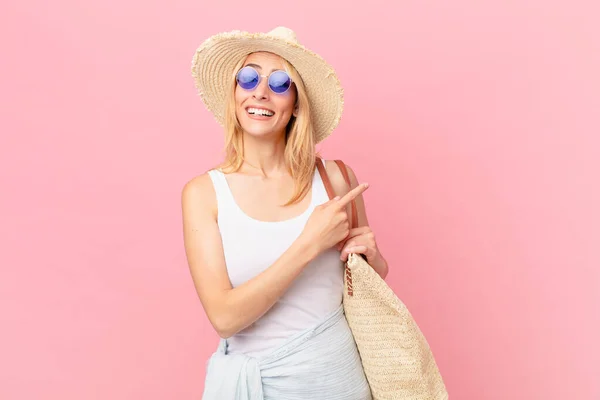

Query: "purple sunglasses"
<box><xmin>236</xmin><ymin>66</ymin><xmax>293</xmax><ymax>94</ymax></box>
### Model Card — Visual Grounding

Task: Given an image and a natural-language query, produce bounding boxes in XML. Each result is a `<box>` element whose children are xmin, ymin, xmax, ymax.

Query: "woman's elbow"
<box><xmin>209</xmin><ymin>312</ymin><xmax>240</xmax><ymax>339</ymax></box>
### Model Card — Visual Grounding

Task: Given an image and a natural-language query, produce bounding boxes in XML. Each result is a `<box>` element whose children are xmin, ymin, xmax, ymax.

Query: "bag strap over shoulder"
<box><xmin>315</xmin><ymin>157</ymin><xmax>358</xmax><ymax>229</ymax></box>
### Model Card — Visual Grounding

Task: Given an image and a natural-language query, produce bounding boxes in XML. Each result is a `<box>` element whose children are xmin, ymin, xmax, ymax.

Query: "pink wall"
<box><xmin>1</xmin><ymin>0</ymin><xmax>598</xmax><ymax>399</ymax></box>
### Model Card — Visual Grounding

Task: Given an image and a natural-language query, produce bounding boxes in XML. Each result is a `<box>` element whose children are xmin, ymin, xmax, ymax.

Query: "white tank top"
<box><xmin>207</xmin><ymin>159</ymin><xmax>344</xmax><ymax>357</ymax></box>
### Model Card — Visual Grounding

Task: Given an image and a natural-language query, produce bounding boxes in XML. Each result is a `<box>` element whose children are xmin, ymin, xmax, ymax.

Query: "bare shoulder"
<box><xmin>181</xmin><ymin>171</ymin><xmax>218</xmax><ymax>220</ymax></box>
<box><xmin>323</xmin><ymin>159</ymin><xmax>360</xmax><ymax>196</ymax></box>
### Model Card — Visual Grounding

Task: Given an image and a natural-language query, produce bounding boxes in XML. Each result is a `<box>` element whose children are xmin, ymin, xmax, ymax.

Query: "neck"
<box><xmin>240</xmin><ymin>130</ymin><xmax>287</xmax><ymax>176</ymax></box>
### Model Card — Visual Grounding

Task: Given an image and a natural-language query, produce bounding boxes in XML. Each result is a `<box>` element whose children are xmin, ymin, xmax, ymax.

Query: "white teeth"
<box><xmin>247</xmin><ymin>107</ymin><xmax>274</xmax><ymax>116</ymax></box>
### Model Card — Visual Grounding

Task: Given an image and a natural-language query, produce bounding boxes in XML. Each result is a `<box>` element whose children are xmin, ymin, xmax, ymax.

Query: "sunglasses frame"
<box><xmin>235</xmin><ymin>66</ymin><xmax>293</xmax><ymax>95</ymax></box>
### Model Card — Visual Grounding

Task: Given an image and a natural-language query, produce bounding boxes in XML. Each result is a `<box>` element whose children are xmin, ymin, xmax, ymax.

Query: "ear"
<box><xmin>292</xmin><ymin>103</ymin><xmax>299</xmax><ymax>117</ymax></box>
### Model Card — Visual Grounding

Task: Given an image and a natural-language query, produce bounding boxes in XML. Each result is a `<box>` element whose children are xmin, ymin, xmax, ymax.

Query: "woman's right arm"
<box><xmin>181</xmin><ymin>173</ymin><xmax>367</xmax><ymax>338</ymax></box>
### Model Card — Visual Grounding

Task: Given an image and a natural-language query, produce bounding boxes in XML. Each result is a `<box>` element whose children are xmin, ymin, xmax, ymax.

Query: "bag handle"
<box><xmin>316</xmin><ymin>157</ymin><xmax>360</xmax><ymax>296</ymax></box>
<box><xmin>315</xmin><ymin>157</ymin><xmax>358</xmax><ymax>229</ymax></box>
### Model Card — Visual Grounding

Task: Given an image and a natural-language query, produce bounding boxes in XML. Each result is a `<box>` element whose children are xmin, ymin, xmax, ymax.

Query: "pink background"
<box><xmin>1</xmin><ymin>0</ymin><xmax>599</xmax><ymax>399</ymax></box>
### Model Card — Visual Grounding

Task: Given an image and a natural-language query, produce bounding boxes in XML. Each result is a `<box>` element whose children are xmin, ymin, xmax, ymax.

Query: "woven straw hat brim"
<box><xmin>191</xmin><ymin>30</ymin><xmax>344</xmax><ymax>143</ymax></box>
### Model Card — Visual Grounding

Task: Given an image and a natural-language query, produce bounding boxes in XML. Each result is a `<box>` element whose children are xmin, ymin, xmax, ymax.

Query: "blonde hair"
<box><xmin>218</xmin><ymin>55</ymin><xmax>317</xmax><ymax>206</ymax></box>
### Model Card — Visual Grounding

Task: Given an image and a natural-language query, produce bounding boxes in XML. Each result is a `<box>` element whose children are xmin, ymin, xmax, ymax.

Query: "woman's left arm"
<box><xmin>331</xmin><ymin>162</ymin><xmax>389</xmax><ymax>280</ymax></box>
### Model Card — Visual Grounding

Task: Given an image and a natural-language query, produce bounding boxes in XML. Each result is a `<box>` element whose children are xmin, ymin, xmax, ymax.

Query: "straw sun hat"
<box><xmin>191</xmin><ymin>26</ymin><xmax>344</xmax><ymax>143</ymax></box>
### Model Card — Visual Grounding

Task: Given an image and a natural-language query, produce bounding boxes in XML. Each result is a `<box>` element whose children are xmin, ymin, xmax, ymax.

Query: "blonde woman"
<box><xmin>183</xmin><ymin>27</ymin><xmax>389</xmax><ymax>400</ymax></box>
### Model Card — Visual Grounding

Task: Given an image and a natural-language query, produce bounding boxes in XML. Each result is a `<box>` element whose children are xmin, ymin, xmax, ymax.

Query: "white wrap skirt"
<box><xmin>202</xmin><ymin>305</ymin><xmax>372</xmax><ymax>400</ymax></box>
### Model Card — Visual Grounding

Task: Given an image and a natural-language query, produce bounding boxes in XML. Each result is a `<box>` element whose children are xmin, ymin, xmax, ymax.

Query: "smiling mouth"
<box><xmin>246</xmin><ymin>107</ymin><xmax>275</xmax><ymax>117</ymax></box>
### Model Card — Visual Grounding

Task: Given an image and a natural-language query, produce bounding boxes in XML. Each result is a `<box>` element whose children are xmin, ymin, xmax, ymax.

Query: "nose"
<box><xmin>252</xmin><ymin>75</ymin><xmax>269</xmax><ymax>100</ymax></box>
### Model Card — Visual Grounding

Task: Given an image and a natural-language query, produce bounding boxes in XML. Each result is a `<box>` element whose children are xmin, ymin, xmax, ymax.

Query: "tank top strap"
<box><xmin>312</xmin><ymin>158</ymin><xmax>330</xmax><ymax>206</ymax></box>
<box><xmin>207</xmin><ymin>169</ymin><xmax>238</xmax><ymax>217</ymax></box>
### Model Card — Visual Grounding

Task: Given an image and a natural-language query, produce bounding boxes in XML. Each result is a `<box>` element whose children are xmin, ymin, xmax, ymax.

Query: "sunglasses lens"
<box><xmin>236</xmin><ymin>67</ymin><xmax>259</xmax><ymax>90</ymax></box>
<box><xmin>269</xmin><ymin>70</ymin><xmax>292</xmax><ymax>94</ymax></box>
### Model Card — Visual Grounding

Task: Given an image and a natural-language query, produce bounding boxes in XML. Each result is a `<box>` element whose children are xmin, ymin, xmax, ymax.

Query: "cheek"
<box><xmin>234</xmin><ymin>87</ymin><xmax>245</xmax><ymax>106</ymax></box>
<box><xmin>276</xmin><ymin>95</ymin><xmax>296</xmax><ymax>116</ymax></box>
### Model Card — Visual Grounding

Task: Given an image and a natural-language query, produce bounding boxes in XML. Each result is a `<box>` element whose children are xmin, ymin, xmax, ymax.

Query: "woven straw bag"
<box><xmin>316</xmin><ymin>158</ymin><xmax>449</xmax><ymax>400</ymax></box>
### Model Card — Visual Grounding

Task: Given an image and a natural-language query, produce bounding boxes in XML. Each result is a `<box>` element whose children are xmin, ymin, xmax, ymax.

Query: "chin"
<box><xmin>239</xmin><ymin>116</ymin><xmax>287</xmax><ymax>140</ymax></box>
<box><xmin>241</xmin><ymin>125</ymin><xmax>280</xmax><ymax>140</ymax></box>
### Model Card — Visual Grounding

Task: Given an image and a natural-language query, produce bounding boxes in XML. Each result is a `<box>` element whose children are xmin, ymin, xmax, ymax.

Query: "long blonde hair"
<box><xmin>218</xmin><ymin>55</ymin><xmax>316</xmax><ymax>206</ymax></box>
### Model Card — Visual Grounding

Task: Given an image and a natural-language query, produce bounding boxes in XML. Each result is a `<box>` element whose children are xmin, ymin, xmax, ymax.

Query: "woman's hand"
<box><xmin>299</xmin><ymin>183</ymin><xmax>370</xmax><ymax>256</ymax></box>
<box><xmin>337</xmin><ymin>226</ymin><xmax>388</xmax><ymax>278</ymax></box>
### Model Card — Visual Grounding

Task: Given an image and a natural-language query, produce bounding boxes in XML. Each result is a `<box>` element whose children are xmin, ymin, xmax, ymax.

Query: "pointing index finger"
<box><xmin>338</xmin><ymin>183</ymin><xmax>369</xmax><ymax>207</ymax></box>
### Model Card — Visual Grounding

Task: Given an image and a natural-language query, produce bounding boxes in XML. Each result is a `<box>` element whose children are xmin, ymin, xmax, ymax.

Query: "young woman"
<box><xmin>183</xmin><ymin>26</ymin><xmax>388</xmax><ymax>400</ymax></box>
